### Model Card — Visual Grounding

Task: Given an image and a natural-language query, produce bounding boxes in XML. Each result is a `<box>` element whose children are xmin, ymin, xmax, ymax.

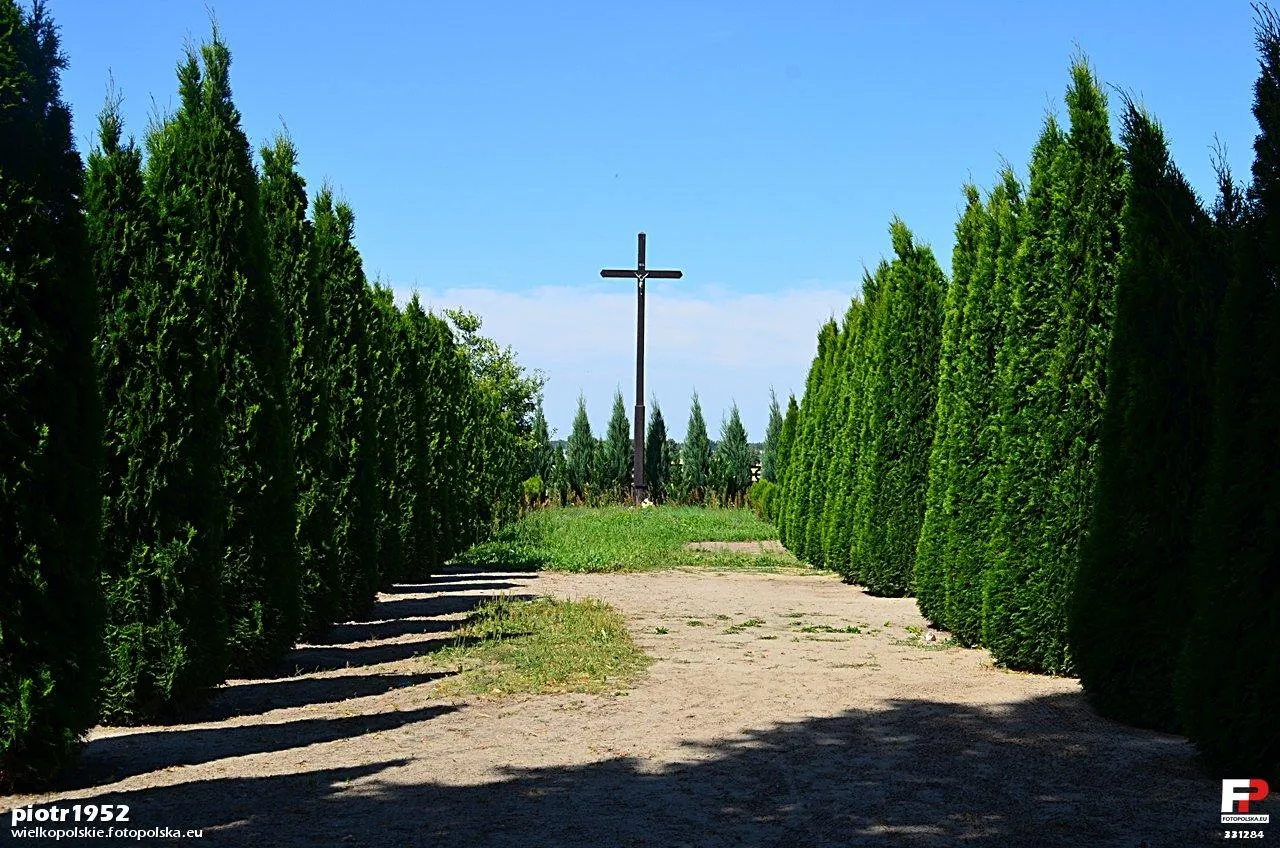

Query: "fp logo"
<box><xmin>1222</xmin><ymin>779</ymin><xmax>1270</xmax><ymax>816</ymax></box>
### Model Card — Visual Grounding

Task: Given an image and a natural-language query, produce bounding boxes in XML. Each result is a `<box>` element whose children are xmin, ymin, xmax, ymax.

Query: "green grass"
<box><xmin>431</xmin><ymin>596</ymin><xmax>651</xmax><ymax>697</ymax></box>
<box><xmin>452</xmin><ymin>506</ymin><xmax>807</xmax><ymax>573</ymax></box>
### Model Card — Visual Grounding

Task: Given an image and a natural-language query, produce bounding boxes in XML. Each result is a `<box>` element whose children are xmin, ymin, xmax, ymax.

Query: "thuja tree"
<box><xmin>826</xmin><ymin>268</ymin><xmax>884</xmax><ymax>579</ymax></box>
<box><xmin>942</xmin><ymin>171</ymin><xmax>1022</xmax><ymax>646</ymax></box>
<box><xmin>987</xmin><ymin>62</ymin><xmax>1124</xmax><ymax>674</ymax></box>
<box><xmin>565</xmin><ymin>396</ymin><xmax>594</xmax><ymax>502</ymax></box>
<box><xmin>0</xmin><ymin>0</ymin><xmax>104</xmax><ymax>787</ymax></box>
<box><xmin>760</xmin><ymin>390</ymin><xmax>783</xmax><ymax>482</ymax></box>
<box><xmin>680</xmin><ymin>393</ymin><xmax>712</xmax><ymax>504</ymax></box>
<box><xmin>644</xmin><ymin>401</ymin><xmax>672</xmax><ymax>503</ymax></box>
<box><xmin>396</xmin><ymin>297</ymin><xmax>449</xmax><ymax>576</ymax></box>
<box><xmin>1178</xmin><ymin>7</ymin><xmax>1280</xmax><ymax>777</ymax></box>
<box><xmin>1071</xmin><ymin>103</ymin><xmax>1222</xmax><ymax>732</ymax></box>
<box><xmin>602</xmin><ymin>390</ymin><xmax>633</xmax><ymax>500</ymax></box>
<box><xmin>850</xmin><ymin>221</ymin><xmax>945</xmax><ymax>596</ymax></box>
<box><xmin>90</xmin><ymin>99</ymin><xmax>225</xmax><ymax>723</ymax></box>
<box><xmin>313</xmin><ymin>189</ymin><xmax>379</xmax><ymax>619</ymax></box>
<box><xmin>529</xmin><ymin>402</ymin><xmax>555</xmax><ymax>493</ymax></box>
<box><xmin>984</xmin><ymin>116</ymin><xmax>1067</xmax><ymax>661</ymax></box>
<box><xmin>368</xmin><ymin>283</ymin><xmax>404</xmax><ymax>586</ymax></box>
<box><xmin>915</xmin><ymin>185</ymin><xmax>985</xmax><ymax>628</ymax></box>
<box><xmin>802</xmin><ymin>308</ymin><xmax>854</xmax><ymax>565</ymax></box>
<box><xmin>260</xmin><ymin>134</ymin><xmax>338</xmax><ymax>634</ymax></box>
<box><xmin>712</xmin><ymin>403</ymin><xmax>753</xmax><ymax>505</ymax></box>
<box><xmin>815</xmin><ymin>300</ymin><xmax>861</xmax><ymax>569</ymax></box>
<box><xmin>771</xmin><ymin>394</ymin><xmax>799</xmax><ymax>526</ymax></box>
<box><xmin>149</xmin><ymin>34</ymin><xmax>299</xmax><ymax>670</ymax></box>
<box><xmin>780</xmin><ymin>320</ymin><xmax>837</xmax><ymax>555</ymax></box>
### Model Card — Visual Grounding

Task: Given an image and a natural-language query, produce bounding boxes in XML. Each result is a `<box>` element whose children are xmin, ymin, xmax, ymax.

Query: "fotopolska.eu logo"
<box><xmin>1221</xmin><ymin>779</ymin><xmax>1270</xmax><ymax>825</ymax></box>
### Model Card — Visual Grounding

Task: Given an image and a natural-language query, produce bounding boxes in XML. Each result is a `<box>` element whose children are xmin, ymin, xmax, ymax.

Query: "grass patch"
<box><xmin>723</xmin><ymin>617</ymin><xmax>766</xmax><ymax>634</ymax></box>
<box><xmin>431</xmin><ymin>596</ymin><xmax>651</xmax><ymax>697</ymax></box>
<box><xmin>797</xmin><ymin>624</ymin><xmax>863</xmax><ymax>634</ymax></box>
<box><xmin>452</xmin><ymin>506</ymin><xmax>804</xmax><ymax>573</ymax></box>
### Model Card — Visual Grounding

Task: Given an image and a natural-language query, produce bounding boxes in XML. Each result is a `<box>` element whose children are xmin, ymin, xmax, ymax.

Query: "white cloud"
<box><xmin>395</xmin><ymin>280</ymin><xmax>856</xmax><ymax>441</ymax></box>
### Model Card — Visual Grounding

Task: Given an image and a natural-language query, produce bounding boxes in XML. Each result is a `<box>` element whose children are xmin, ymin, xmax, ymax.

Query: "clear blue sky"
<box><xmin>51</xmin><ymin>1</ymin><xmax>1262</xmax><ymax>439</ymax></box>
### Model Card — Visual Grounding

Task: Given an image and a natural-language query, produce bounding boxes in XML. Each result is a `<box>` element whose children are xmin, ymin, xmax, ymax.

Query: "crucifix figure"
<box><xmin>601</xmin><ymin>232</ymin><xmax>683</xmax><ymax>505</ymax></box>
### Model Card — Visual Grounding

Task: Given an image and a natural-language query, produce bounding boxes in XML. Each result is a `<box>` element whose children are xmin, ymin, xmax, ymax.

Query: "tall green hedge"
<box><xmin>1176</xmin><ymin>7</ymin><xmax>1280</xmax><ymax>778</ymax></box>
<box><xmin>260</xmin><ymin>134</ymin><xmax>339</xmax><ymax>636</ymax></box>
<box><xmin>915</xmin><ymin>185</ymin><xmax>985</xmax><ymax>627</ymax></box>
<box><xmin>149</xmin><ymin>36</ymin><xmax>300</xmax><ymax>669</ymax></box>
<box><xmin>0</xmin><ymin>0</ymin><xmax>104</xmax><ymax>788</ymax></box>
<box><xmin>850</xmin><ymin>221</ymin><xmax>945</xmax><ymax>596</ymax></box>
<box><xmin>1071</xmin><ymin>103</ymin><xmax>1223</xmax><ymax>731</ymax></box>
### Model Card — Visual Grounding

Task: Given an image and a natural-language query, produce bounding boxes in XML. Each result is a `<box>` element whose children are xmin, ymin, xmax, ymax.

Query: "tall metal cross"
<box><xmin>601</xmin><ymin>232</ymin><xmax>683</xmax><ymax>505</ymax></box>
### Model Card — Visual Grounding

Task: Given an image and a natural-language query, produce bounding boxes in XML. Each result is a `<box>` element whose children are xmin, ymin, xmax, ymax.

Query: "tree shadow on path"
<box><xmin>58</xmin><ymin>692</ymin><xmax>1234</xmax><ymax>848</ymax></box>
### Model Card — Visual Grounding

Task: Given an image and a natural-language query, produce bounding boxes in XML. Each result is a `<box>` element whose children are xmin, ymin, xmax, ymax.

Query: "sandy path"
<box><xmin>6</xmin><ymin>565</ymin><xmax>1223</xmax><ymax>846</ymax></box>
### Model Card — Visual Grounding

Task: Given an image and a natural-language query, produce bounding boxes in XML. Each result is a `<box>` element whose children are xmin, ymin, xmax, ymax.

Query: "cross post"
<box><xmin>601</xmin><ymin>232</ymin><xmax>683</xmax><ymax>505</ymax></box>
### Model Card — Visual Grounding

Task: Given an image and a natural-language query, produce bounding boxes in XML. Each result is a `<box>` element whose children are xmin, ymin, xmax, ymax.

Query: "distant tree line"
<box><xmin>0</xmin><ymin>8</ymin><xmax>539</xmax><ymax>789</ymax></box>
<box><xmin>528</xmin><ymin>391</ymin><xmax>758</xmax><ymax>507</ymax></box>
<box><xmin>764</xmin><ymin>32</ymin><xmax>1280</xmax><ymax>780</ymax></box>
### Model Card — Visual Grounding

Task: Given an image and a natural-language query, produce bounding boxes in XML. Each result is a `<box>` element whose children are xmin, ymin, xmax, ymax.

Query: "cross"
<box><xmin>601</xmin><ymin>232</ymin><xmax>683</xmax><ymax>505</ymax></box>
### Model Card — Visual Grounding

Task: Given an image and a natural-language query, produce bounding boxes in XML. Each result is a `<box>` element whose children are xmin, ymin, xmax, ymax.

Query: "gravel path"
<box><xmin>6</xmin><ymin>564</ymin><xmax>1224</xmax><ymax>846</ymax></box>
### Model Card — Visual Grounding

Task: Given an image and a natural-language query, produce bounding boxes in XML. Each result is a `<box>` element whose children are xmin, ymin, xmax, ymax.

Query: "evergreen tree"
<box><xmin>825</xmin><ymin>268</ymin><xmax>885</xmax><ymax>579</ymax></box>
<box><xmin>984</xmin><ymin>116</ymin><xmax>1067</xmax><ymax>660</ymax></box>
<box><xmin>530</xmin><ymin>402</ymin><xmax>555</xmax><ymax>492</ymax></box>
<box><xmin>565</xmin><ymin>395</ymin><xmax>594</xmax><ymax>502</ymax></box>
<box><xmin>712</xmin><ymin>403</ymin><xmax>753</xmax><ymax>505</ymax></box>
<box><xmin>368</xmin><ymin>283</ymin><xmax>404</xmax><ymax>586</ymax></box>
<box><xmin>761</xmin><ymin>390</ymin><xmax>783</xmax><ymax>482</ymax></box>
<box><xmin>915</xmin><ymin>186</ymin><xmax>984</xmax><ymax>626</ymax></box>
<box><xmin>397</xmin><ymin>297</ymin><xmax>446</xmax><ymax>577</ymax></box>
<box><xmin>802</xmin><ymin>308</ymin><xmax>853</xmax><ymax>564</ymax></box>
<box><xmin>771</xmin><ymin>395</ymin><xmax>799</xmax><ymax>525</ymax></box>
<box><xmin>644</xmin><ymin>401</ymin><xmax>672</xmax><ymax>503</ymax></box>
<box><xmin>148</xmin><ymin>33</ymin><xmax>299</xmax><ymax>669</ymax></box>
<box><xmin>1071</xmin><ymin>103</ymin><xmax>1222</xmax><ymax>731</ymax></box>
<box><xmin>850</xmin><ymin>221</ymin><xmax>946</xmax><ymax>596</ymax></box>
<box><xmin>781</xmin><ymin>320</ymin><xmax>837</xmax><ymax>555</ymax></box>
<box><xmin>818</xmin><ymin>299</ymin><xmax>863</xmax><ymax>570</ymax></box>
<box><xmin>313</xmin><ymin>189</ymin><xmax>379</xmax><ymax>618</ymax></box>
<box><xmin>1177</xmin><ymin>7</ymin><xmax>1280</xmax><ymax>777</ymax></box>
<box><xmin>602</xmin><ymin>389</ymin><xmax>633</xmax><ymax>500</ymax></box>
<box><xmin>943</xmin><ymin>171</ymin><xmax>1023</xmax><ymax>646</ymax></box>
<box><xmin>0</xmin><ymin>0</ymin><xmax>104</xmax><ymax>786</ymax></box>
<box><xmin>680</xmin><ymin>393</ymin><xmax>712</xmax><ymax>504</ymax></box>
<box><xmin>985</xmin><ymin>62</ymin><xmax>1124</xmax><ymax>674</ymax></box>
<box><xmin>259</xmin><ymin>133</ymin><xmax>338</xmax><ymax>634</ymax></box>
<box><xmin>89</xmin><ymin>98</ymin><xmax>227</xmax><ymax>723</ymax></box>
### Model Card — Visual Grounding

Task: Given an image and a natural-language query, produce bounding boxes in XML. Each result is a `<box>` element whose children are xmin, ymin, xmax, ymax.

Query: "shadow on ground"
<box><xmin>58</xmin><ymin>693</ymin><xmax>1228</xmax><ymax>848</ymax></box>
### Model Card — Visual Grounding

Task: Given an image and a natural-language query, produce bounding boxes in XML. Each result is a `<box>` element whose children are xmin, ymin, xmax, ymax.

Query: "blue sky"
<box><xmin>51</xmin><ymin>1</ymin><xmax>1262</xmax><ymax>439</ymax></box>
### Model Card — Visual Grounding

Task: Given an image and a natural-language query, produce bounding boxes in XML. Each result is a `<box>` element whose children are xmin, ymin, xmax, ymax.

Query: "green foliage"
<box><xmin>679</xmin><ymin>393</ymin><xmax>712</xmax><ymax>504</ymax></box>
<box><xmin>89</xmin><ymin>97</ymin><xmax>227</xmax><ymax>724</ymax></box>
<box><xmin>260</xmin><ymin>134</ymin><xmax>339</xmax><ymax>635</ymax></box>
<box><xmin>602</xmin><ymin>389</ymin><xmax>633</xmax><ymax>500</ymax></box>
<box><xmin>1176</xmin><ymin>7</ymin><xmax>1280</xmax><ymax>778</ymax></box>
<box><xmin>761</xmin><ymin>390</ymin><xmax>783</xmax><ymax>482</ymax></box>
<box><xmin>565</xmin><ymin>395</ymin><xmax>594</xmax><ymax>502</ymax></box>
<box><xmin>149</xmin><ymin>33</ymin><xmax>300</xmax><ymax>670</ymax></box>
<box><xmin>1071</xmin><ymin>103</ymin><xmax>1223</xmax><ymax>732</ymax></box>
<box><xmin>368</xmin><ymin>283</ymin><xmax>404</xmax><ymax>587</ymax></box>
<box><xmin>748</xmin><ymin>479</ymin><xmax>777</xmax><ymax>521</ymax></box>
<box><xmin>644</xmin><ymin>402</ymin><xmax>672</xmax><ymax>503</ymax></box>
<box><xmin>850</xmin><ymin>221</ymin><xmax>946</xmax><ymax>597</ymax></box>
<box><xmin>529</xmin><ymin>402</ymin><xmax>555</xmax><ymax>494</ymax></box>
<box><xmin>780</xmin><ymin>321</ymin><xmax>837</xmax><ymax>557</ymax></box>
<box><xmin>772</xmin><ymin>394</ymin><xmax>799</xmax><ymax>542</ymax></box>
<box><xmin>313</xmin><ymin>189</ymin><xmax>379</xmax><ymax>620</ymax></box>
<box><xmin>985</xmin><ymin>62</ymin><xmax>1123</xmax><ymax>674</ymax></box>
<box><xmin>711</xmin><ymin>403</ymin><xmax>753</xmax><ymax>505</ymax></box>
<box><xmin>915</xmin><ymin>185</ymin><xmax>984</xmax><ymax>628</ymax></box>
<box><xmin>0</xmin><ymin>0</ymin><xmax>105</xmax><ymax>788</ymax></box>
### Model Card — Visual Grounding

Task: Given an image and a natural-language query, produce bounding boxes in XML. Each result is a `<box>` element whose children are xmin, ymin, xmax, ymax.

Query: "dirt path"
<box><xmin>7</xmin><ymin>565</ymin><xmax>1221</xmax><ymax>846</ymax></box>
